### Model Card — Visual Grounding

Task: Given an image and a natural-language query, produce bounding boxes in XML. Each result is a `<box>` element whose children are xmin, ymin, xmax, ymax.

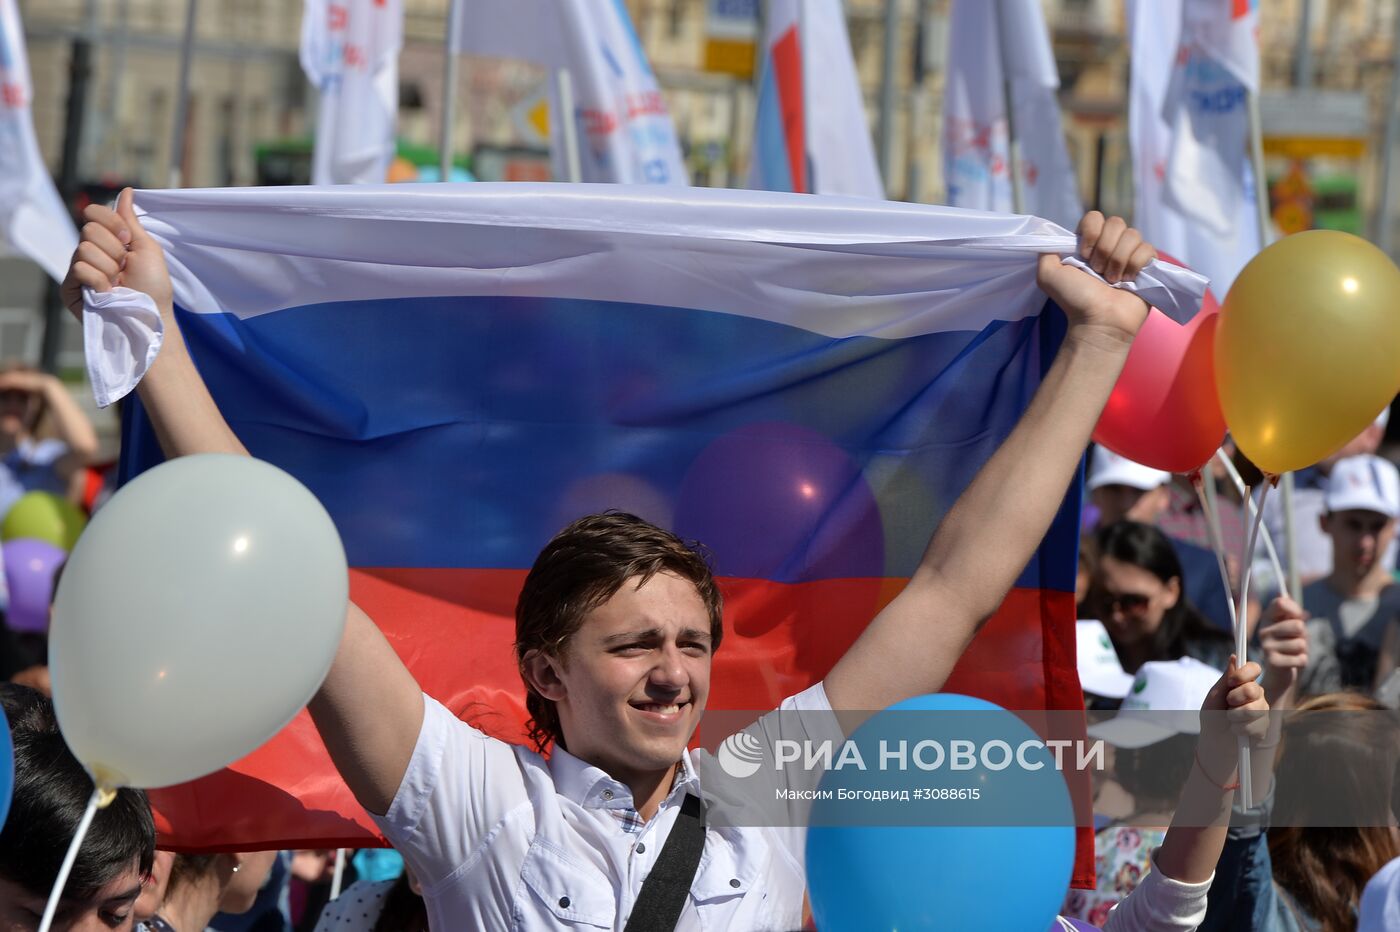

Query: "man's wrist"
<box><xmin>1062</xmin><ymin>318</ymin><xmax>1138</xmax><ymax>356</ymax></box>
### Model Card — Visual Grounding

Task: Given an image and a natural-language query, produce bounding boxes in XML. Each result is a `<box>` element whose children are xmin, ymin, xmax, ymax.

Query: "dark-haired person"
<box><xmin>0</xmin><ymin>684</ymin><xmax>155</xmax><ymax>931</ymax></box>
<box><xmin>66</xmin><ymin>191</ymin><xmax>1162</xmax><ymax>929</ymax></box>
<box><xmin>136</xmin><ymin>853</ymin><xmax>278</xmax><ymax>932</ymax></box>
<box><xmin>1086</xmin><ymin>448</ymin><xmax>1234</xmax><ymax>633</ymax></box>
<box><xmin>1205</xmin><ymin>690</ymin><xmax>1400</xmax><ymax>932</ymax></box>
<box><xmin>1266</xmin><ymin>692</ymin><xmax>1400</xmax><ymax>931</ymax></box>
<box><xmin>1091</xmin><ymin>520</ymin><xmax>1235</xmax><ymax>674</ymax></box>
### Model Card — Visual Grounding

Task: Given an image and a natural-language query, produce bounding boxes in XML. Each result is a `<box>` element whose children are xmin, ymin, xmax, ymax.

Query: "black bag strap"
<box><xmin>623</xmin><ymin>793</ymin><xmax>707</xmax><ymax>932</ymax></box>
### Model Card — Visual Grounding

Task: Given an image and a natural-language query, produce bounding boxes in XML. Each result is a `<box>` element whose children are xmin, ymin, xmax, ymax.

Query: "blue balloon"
<box><xmin>805</xmin><ymin>693</ymin><xmax>1076</xmax><ymax>931</ymax></box>
<box><xmin>353</xmin><ymin>848</ymin><xmax>405</xmax><ymax>884</ymax></box>
<box><xmin>0</xmin><ymin>704</ymin><xmax>12</xmax><ymax>831</ymax></box>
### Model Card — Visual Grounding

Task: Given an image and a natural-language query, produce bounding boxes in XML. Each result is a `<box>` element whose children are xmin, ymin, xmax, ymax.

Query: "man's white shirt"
<box><xmin>372</xmin><ymin>684</ymin><xmax>840</xmax><ymax>930</ymax></box>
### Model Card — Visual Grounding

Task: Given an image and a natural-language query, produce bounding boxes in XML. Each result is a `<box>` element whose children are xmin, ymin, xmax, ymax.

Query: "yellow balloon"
<box><xmin>1216</xmin><ymin>230</ymin><xmax>1400</xmax><ymax>475</ymax></box>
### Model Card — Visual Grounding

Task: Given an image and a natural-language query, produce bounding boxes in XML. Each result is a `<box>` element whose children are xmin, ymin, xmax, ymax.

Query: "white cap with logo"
<box><xmin>1076</xmin><ymin>619</ymin><xmax>1134</xmax><ymax>699</ymax></box>
<box><xmin>1325</xmin><ymin>454</ymin><xmax>1400</xmax><ymax>519</ymax></box>
<box><xmin>1086</xmin><ymin>656</ymin><xmax>1222</xmax><ymax>749</ymax></box>
<box><xmin>1088</xmin><ymin>448</ymin><xmax>1172</xmax><ymax>493</ymax></box>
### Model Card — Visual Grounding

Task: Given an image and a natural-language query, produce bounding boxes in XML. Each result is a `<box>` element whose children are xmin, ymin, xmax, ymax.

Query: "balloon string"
<box><xmin>1193</xmin><ymin>470</ymin><xmax>1240</xmax><ymax>637</ymax></box>
<box><xmin>330</xmin><ymin>849</ymin><xmax>346</xmax><ymax>901</ymax></box>
<box><xmin>1238</xmin><ymin>482</ymin><xmax>1270</xmax><ymax>660</ymax></box>
<box><xmin>38</xmin><ymin>786</ymin><xmax>105</xmax><ymax>932</ymax></box>
<box><xmin>1214</xmin><ymin>449</ymin><xmax>1290</xmax><ymax>602</ymax></box>
<box><xmin>1232</xmin><ymin>480</ymin><xmax>1272</xmax><ymax>811</ymax></box>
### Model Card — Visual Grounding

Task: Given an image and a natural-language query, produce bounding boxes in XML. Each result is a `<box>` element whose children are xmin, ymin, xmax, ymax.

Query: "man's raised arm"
<box><xmin>824</xmin><ymin>212</ymin><xmax>1155</xmax><ymax>712</ymax></box>
<box><xmin>63</xmin><ymin>189</ymin><xmax>422</xmax><ymax>815</ymax></box>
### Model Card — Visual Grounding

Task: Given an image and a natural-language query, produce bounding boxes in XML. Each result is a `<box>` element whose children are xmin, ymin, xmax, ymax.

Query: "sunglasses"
<box><xmin>1096</xmin><ymin>591</ymin><xmax>1152</xmax><ymax>617</ymax></box>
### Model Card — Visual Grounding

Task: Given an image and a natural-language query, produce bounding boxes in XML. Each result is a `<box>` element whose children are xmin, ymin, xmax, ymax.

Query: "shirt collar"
<box><xmin>549</xmin><ymin>745</ymin><xmax>701</xmax><ymax>810</ymax></box>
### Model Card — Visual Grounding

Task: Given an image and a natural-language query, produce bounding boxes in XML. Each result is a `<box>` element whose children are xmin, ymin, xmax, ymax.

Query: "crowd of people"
<box><xmin>0</xmin><ymin>196</ymin><xmax>1396</xmax><ymax>931</ymax></box>
<box><xmin>1071</xmin><ymin>423</ymin><xmax>1400</xmax><ymax>928</ymax></box>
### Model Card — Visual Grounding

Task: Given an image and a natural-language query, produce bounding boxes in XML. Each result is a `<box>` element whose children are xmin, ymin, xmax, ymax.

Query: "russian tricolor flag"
<box><xmin>114</xmin><ymin>184</ymin><xmax>1199</xmax><ymax>884</ymax></box>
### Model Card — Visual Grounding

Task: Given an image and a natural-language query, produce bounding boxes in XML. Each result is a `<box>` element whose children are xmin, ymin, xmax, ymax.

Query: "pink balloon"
<box><xmin>1092</xmin><ymin>267</ymin><xmax>1227</xmax><ymax>475</ymax></box>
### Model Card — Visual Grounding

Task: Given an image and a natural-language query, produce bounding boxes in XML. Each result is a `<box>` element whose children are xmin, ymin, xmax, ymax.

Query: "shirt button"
<box><xmin>559</xmin><ymin>896</ymin><xmax>571</xmax><ymax>909</ymax></box>
<box><xmin>602</xmin><ymin>789</ymin><xmax>614</xmax><ymax>800</ymax></box>
<box><xmin>635</xmin><ymin>842</ymin><xmax>646</xmax><ymax>854</ymax></box>
<box><xmin>729</xmin><ymin>878</ymin><xmax>741</xmax><ymax>888</ymax></box>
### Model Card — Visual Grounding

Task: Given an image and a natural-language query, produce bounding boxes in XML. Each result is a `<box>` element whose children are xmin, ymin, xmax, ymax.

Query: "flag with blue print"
<box><xmin>451</xmin><ymin>0</ymin><xmax>685</xmax><ymax>184</ymax></box>
<box><xmin>1130</xmin><ymin>0</ymin><xmax>1260</xmax><ymax>295</ymax></box>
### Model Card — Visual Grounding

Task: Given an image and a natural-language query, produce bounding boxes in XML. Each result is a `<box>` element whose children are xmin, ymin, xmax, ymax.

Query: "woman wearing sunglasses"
<box><xmin>1091</xmin><ymin>520</ymin><xmax>1234</xmax><ymax>675</ymax></box>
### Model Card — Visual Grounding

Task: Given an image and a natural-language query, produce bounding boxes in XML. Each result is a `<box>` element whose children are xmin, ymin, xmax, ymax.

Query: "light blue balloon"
<box><xmin>352</xmin><ymin>848</ymin><xmax>405</xmax><ymax>884</ymax></box>
<box><xmin>805</xmin><ymin>693</ymin><xmax>1076</xmax><ymax>931</ymax></box>
<box><xmin>0</xmin><ymin>704</ymin><xmax>12</xmax><ymax>831</ymax></box>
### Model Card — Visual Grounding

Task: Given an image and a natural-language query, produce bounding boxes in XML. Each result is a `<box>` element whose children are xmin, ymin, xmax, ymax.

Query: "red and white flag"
<box><xmin>0</xmin><ymin>0</ymin><xmax>77</xmax><ymax>282</ymax></box>
<box><xmin>748</xmin><ymin>0</ymin><xmax>883</xmax><ymax>197</ymax></box>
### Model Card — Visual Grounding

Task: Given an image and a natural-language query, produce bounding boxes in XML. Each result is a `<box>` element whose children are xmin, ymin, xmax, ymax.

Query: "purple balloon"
<box><xmin>673</xmin><ymin>422</ymin><xmax>884</xmax><ymax>581</ymax></box>
<box><xmin>4</xmin><ymin>538</ymin><xmax>66</xmax><ymax>633</ymax></box>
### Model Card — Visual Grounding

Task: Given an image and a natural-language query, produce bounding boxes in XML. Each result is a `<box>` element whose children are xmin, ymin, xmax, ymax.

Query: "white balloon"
<box><xmin>49</xmin><ymin>454</ymin><xmax>348</xmax><ymax>790</ymax></box>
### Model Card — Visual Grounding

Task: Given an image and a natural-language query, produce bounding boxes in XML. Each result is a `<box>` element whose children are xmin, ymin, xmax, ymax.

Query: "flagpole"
<box><xmin>991</xmin><ymin>0</ymin><xmax>1024</xmax><ymax>213</ymax></box>
<box><xmin>554</xmin><ymin>68</ymin><xmax>582</xmax><ymax>183</ymax></box>
<box><xmin>99</xmin><ymin>0</ymin><xmax>132</xmax><ymax>170</ymax></box>
<box><xmin>876</xmin><ymin>0</ymin><xmax>898</xmax><ymax>187</ymax></box>
<box><xmin>167</xmin><ymin>0</ymin><xmax>197</xmax><ymax>188</ymax></box>
<box><xmin>744</xmin><ymin>0</ymin><xmax>767</xmax><ymax>185</ymax></box>
<box><xmin>439</xmin><ymin>0</ymin><xmax>463</xmax><ymax>182</ymax></box>
<box><xmin>1246</xmin><ymin>87</ymin><xmax>1298</xmax><ymax>601</ymax></box>
<box><xmin>329</xmin><ymin>849</ymin><xmax>346</xmax><ymax>900</ymax></box>
<box><xmin>1237</xmin><ymin>78</ymin><xmax>1281</xmax><ymax>811</ymax></box>
<box><xmin>1373</xmin><ymin>5</ymin><xmax>1400</xmax><ymax>253</ymax></box>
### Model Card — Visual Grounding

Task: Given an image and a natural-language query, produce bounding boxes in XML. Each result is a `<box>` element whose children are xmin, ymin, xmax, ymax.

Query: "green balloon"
<box><xmin>1</xmin><ymin>492</ymin><xmax>87</xmax><ymax>551</ymax></box>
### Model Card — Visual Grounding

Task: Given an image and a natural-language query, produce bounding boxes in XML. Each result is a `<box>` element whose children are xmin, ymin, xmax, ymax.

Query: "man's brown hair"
<box><xmin>515</xmin><ymin>511</ymin><xmax>723</xmax><ymax>753</ymax></box>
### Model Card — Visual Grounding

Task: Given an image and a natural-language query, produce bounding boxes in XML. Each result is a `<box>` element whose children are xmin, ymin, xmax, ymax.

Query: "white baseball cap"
<box><xmin>1076</xmin><ymin>620</ymin><xmax>1134</xmax><ymax>699</ymax></box>
<box><xmin>1325</xmin><ymin>455</ymin><xmax>1400</xmax><ymax>519</ymax></box>
<box><xmin>1088</xmin><ymin>448</ymin><xmax>1171</xmax><ymax>493</ymax></box>
<box><xmin>1086</xmin><ymin>656</ymin><xmax>1222</xmax><ymax>749</ymax></box>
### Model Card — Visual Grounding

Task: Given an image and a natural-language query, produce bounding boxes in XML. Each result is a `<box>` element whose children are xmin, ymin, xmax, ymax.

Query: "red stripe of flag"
<box><xmin>771</xmin><ymin>26</ymin><xmax>807</xmax><ymax>194</ymax></box>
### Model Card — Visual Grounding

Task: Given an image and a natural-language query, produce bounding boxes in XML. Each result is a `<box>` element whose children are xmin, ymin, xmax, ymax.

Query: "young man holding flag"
<box><xmin>67</xmin><ymin>190</ymin><xmax>1168</xmax><ymax>928</ymax></box>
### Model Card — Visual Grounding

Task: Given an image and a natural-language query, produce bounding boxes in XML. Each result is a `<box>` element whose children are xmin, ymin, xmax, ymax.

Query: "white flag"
<box><xmin>451</xmin><ymin>0</ymin><xmax>686</xmax><ymax>185</ymax></box>
<box><xmin>0</xmin><ymin>0</ymin><xmax>77</xmax><ymax>283</ymax></box>
<box><xmin>300</xmin><ymin>0</ymin><xmax>403</xmax><ymax>185</ymax></box>
<box><xmin>1130</xmin><ymin>0</ymin><xmax>1259</xmax><ymax>294</ymax></box>
<box><xmin>942</xmin><ymin>0</ymin><xmax>1081</xmax><ymax>227</ymax></box>
<box><xmin>748</xmin><ymin>0</ymin><xmax>883</xmax><ymax>197</ymax></box>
